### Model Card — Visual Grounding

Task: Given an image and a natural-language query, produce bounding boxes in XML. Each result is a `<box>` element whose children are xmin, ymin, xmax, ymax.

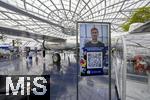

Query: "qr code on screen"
<box><xmin>87</xmin><ymin>52</ymin><xmax>102</xmax><ymax>69</ymax></box>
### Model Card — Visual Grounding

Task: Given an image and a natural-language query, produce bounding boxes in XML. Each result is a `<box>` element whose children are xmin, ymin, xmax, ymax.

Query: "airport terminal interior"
<box><xmin>0</xmin><ymin>0</ymin><xmax>150</xmax><ymax>100</ymax></box>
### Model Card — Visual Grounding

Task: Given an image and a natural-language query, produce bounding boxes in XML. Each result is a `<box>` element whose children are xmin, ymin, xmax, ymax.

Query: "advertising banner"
<box><xmin>78</xmin><ymin>22</ymin><xmax>110</xmax><ymax>76</ymax></box>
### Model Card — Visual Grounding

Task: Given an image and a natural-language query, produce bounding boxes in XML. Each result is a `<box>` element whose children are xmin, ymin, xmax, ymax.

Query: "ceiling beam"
<box><xmin>0</xmin><ymin>0</ymin><xmax>64</xmax><ymax>29</ymax></box>
<box><xmin>0</xmin><ymin>26</ymin><xmax>66</xmax><ymax>42</ymax></box>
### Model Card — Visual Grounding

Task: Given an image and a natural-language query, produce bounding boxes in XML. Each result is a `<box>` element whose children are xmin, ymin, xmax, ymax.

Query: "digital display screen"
<box><xmin>78</xmin><ymin>22</ymin><xmax>110</xmax><ymax>76</ymax></box>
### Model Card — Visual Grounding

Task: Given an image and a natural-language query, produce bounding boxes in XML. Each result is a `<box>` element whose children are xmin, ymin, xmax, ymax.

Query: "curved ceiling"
<box><xmin>0</xmin><ymin>0</ymin><xmax>149</xmax><ymax>38</ymax></box>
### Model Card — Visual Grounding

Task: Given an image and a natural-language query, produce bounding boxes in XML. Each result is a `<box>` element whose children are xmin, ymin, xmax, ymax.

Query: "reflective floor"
<box><xmin>0</xmin><ymin>51</ymin><xmax>149</xmax><ymax>100</ymax></box>
<box><xmin>0</xmin><ymin>51</ymin><xmax>117</xmax><ymax>100</ymax></box>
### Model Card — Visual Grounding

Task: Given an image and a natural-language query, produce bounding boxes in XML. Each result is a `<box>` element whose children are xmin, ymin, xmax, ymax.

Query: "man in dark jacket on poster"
<box><xmin>84</xmin><ymin>27</ymin><xmax>105</xmax><ymax>48</ymax></box>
